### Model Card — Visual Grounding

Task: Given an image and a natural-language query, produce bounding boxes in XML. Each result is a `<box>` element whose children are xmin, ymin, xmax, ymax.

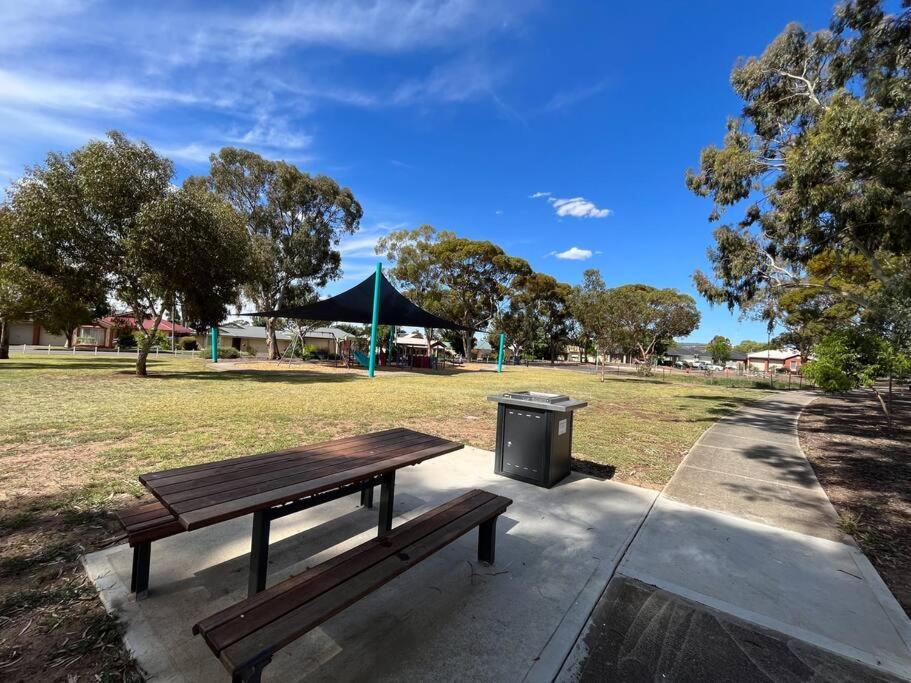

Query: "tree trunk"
<box><xmin>136</xmin><ymin>341</ymin><xmax>151</xmax><ymax>376</ymax></box>
<box><xmin>265</xmin><ymin>317</ymin><xmax>279</xmax><ymax>360</ymax></box>
<box><xmin>134</xmin><ymin>307</ymin><xmax>165</xmax><ymax>377</ymax></box>
<box><xmin>0</xmin><ymin>318</ymin><xmax>9</xmax><ymax>360</ymax></box>
<box><xmin>461</xmin><ymin>331</ymin><xmax>472</xmax><ymax>362</ymax></box>
<box><xmin>425</xmin><ymin>327</ymin><xmax>433</xmax><ymax>358</ymax></box>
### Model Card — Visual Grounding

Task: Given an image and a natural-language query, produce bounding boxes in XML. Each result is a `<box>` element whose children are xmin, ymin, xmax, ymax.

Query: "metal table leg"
<box><xmin>248</xmin><ymin>510</ymin><xmax>271</xmax><ymax>597</ymax></box>
<box><xmin>378</xmin><ymin>471</ymin><xmax>395</xmax><ymax>536</ymax></box>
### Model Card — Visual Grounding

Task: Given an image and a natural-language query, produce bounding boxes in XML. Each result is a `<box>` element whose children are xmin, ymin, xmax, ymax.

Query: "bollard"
<box><xmin>94</xmin><ymin>346</ymin><xmax>98</xmax><ymax>355</ymax></box>
<box><xmin>47</xmin><ymin>344</ymin><xmax>51</xmax><ymax>355</ymax></box>
<box><xmin>72</xmin><ymin>346</ymin><xmax>76</xmax><ymax>354</ymax></box>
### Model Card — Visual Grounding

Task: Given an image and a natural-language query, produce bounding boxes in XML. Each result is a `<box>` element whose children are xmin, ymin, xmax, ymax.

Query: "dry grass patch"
<box><xmin>0</xmin><ymin>354</ymin><xmax>770</xmax><ymax>679</ymax></box>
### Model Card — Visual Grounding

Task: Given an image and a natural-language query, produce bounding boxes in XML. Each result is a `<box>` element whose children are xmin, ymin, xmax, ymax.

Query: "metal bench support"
<box><xmin>478</xmin><ymin>517</ymin><xmax>497</xmax><ymax>565</ymax></box>
<box><xmin>378</xmin><ymin>471</ymin><xmax>395</xmax><ymax>536</ymax></box>
<box><xmin>248</xmin><ymin>511</ymin><xmax>271</xmax><ymax>597</ymax></box>
<box><xmin>131</xmin><ymin>542</ymin><xmax>151</xmax><ymax>599</ymax></box>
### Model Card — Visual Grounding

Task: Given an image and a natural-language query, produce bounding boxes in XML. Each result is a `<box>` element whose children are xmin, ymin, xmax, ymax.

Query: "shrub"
<box><xmin>198</xmin><ymin>346</ymin><xmax>240</xmax><ymax>359</ymax></box>
<box><xmin>177</xmin><ymin>336</ymin><xmax>198</xmax><ymax>351</ymax></box>
<box><xmin>116</xmin><ymin>332</ymin><xmax>137</xmax><ymax>348</ymax></box>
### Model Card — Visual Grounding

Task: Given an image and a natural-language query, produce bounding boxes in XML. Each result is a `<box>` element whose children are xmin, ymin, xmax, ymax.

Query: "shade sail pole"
<box><xmin>497</xmin><ymin>332</ymin><xmax>505</xmax><ymax>373</ymax></box>
<box><xmin>368</xmin><ymin>262</ymin><xmax>381</xmax><ymax>377</ymax></box>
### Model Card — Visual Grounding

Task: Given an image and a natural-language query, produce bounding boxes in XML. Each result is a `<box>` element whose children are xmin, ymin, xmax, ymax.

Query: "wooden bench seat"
<box><xmin>116</xmin><ymin>501</ymin><xmax>185</xmax><ymax>598</ymax></box>
<box><xmin>194</xmin><ymin>489</ymin><xmax>512</xmax><ymax>682</ymax></box>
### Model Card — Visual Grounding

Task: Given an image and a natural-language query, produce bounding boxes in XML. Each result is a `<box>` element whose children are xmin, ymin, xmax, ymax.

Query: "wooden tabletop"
<box><xmin>139</xmin><ymin>428</ymin><xmax>463</xmax><ymax>531</ymax></box>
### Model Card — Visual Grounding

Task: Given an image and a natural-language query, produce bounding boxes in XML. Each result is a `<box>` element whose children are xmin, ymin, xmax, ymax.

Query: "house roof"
<box><xmin>99</xmin><ymin>315</ymin><xmax>195</xmax><ymax>336</ymax></box>
<box><xmin>665</xmin><ymin>343</ymin><xmax>747</xmax><ymax>361</ymax></box>
<box><xmin>747</xmin><ymin>348</ymin><xmax>801</xmax><ymax>361</ymax></box>
<box><xmin>218</xmin><ymin>324</ymin><xmax>291</xmax><ymax>341</ymax></box>
<box><xmin>395</xmin><ymin>332</ymin><xmax>445</xmax><ymax>348</ymax></box>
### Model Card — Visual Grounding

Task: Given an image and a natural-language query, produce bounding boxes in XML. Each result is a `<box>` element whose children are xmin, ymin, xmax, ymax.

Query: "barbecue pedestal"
<box><xmin>487</xmin><ymin>391</ymin><xmax>588</xmax><ymax>488</ymax></box>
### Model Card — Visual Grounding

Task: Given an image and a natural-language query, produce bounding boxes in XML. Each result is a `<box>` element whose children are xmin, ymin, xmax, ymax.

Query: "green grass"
<box><xmin>0</xmin><ymin>355</ymin><xmax>768</xmax><ymax>506</ymax></box>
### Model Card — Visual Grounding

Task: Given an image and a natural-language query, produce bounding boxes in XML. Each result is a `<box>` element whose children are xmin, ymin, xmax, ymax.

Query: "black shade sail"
<box><xmin>250</xmin><ymin>271</ymin><xmax>473</xmax><ymax>331</ymax></box>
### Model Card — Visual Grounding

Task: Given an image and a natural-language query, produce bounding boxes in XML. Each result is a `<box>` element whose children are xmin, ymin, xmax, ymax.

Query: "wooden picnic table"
<box><xmin>138</xmin><ymin>428</ymin><xmax>463</xmax><ymax>596</ymax></box>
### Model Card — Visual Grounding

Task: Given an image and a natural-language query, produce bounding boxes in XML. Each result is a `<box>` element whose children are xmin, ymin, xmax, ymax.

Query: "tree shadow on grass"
<box><xmin>115</xmin><ymin>368</ymin><xmax>363</xmax><ymax>385</ymax></box>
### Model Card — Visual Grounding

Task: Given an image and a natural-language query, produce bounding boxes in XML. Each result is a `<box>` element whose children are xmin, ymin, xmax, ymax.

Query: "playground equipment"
<box><xmin>249</xmin><ymin>262</ymin><xmax>473</xmax><ymax>378</ymax></box>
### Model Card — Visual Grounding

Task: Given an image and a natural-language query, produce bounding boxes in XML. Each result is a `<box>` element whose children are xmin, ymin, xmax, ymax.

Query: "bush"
<box><xmin>198</xmin><ymin>346</ymin><xmax>240</xmax><ymax>359</ymax></box>
<box><xmin>116</xmin><ymin>332</ymin><xmax>137</xmax><ymax>349</ymax></box>
<box><xmin>802</xmin><ymin>360</ymin><xmax>854</xmax><ymax>392</ymax></box>
<box><xmin>177</xmin><ymin>336</ymin><xmax>198</xmax><ymax>351</ymax></box>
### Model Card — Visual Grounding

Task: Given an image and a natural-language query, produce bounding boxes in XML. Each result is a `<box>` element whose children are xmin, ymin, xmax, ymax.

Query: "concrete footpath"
<box><xmin>559</xmin><ymin>391</ymin><xmax>911</xmax><ymax>681</ymax></box>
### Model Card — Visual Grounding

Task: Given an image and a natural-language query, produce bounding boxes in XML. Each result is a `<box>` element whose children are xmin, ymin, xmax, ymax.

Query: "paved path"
<box><xmin>664</xmin><ymin>391</ymin><xmax>844</xmax><ymax>541</ymax></box>
<box><xmin>560</xmin><ymin>391</ymin><xmax>911</xmax><ymax>681</ymax></box>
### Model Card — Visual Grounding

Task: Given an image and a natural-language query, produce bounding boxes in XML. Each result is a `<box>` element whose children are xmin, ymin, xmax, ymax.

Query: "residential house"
<box><xmin>201</xmin><ymin>322</ymin><xmax>355</xmax><ymax>357</ymax></box>
<box><xmin>664</xmin><ymin>343</ymin><xmax>747</xmax><ymax>370</ymax></box>
<box><xmin>747</xmin><ymin>349</ymin><xmax>804</xmax><ymax>373</ymax></box>
<box><xmin>6</xmin><ymin>315</ymin><xmax>195</xmax><ymax>348</ymax></box>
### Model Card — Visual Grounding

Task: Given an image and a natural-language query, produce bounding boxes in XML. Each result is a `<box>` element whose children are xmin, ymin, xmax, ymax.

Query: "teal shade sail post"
<box><xmin>497</xmin><ymin>333</ymin><xmax>505</xmax><ymax>373</ymax></box>
<box><xmin>368</xmin><ymin>262</ymin><xmax>381</xmax><ymax>377</ymax></box>
<box><xmin>210</xmin><ymin>327</ymin><xmax>218</xmax><ymax>363</ymax></box>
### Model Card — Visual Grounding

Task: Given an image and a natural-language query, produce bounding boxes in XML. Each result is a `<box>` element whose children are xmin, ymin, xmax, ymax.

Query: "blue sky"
<box><xmin>0</xmin><ymin>1</ymin><xmax>837</xmax><ymax>343</ymax></box>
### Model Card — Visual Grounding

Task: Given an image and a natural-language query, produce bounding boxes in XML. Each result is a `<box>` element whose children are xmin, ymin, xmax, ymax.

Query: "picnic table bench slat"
<box><xmin>155</xmin><ymin>431</ymin><xmax>443</xmax><ymax>500</ymax></box>
<box><xmin>177</xmin><ymin>441</ymin><xmax>463</xmax><ymax>530</ymax></box>
<box><xmin>218</xmin><ymin>494</ymin><xmax>512</xmax><ymax>671</ymax></box>
<box><xmin>140</xmin><ymin>429</ymin><xmax>411</xmax><ymax>488</ymax></box>
<box><xmin>196</xmin><ymin>490</ymin><xmax>498</xmax><ymax>650</ymax></box>
<box><xmin>139</xmin><ymin>427</ymin><xmax>412</xmax><ymax>484</ymax></box>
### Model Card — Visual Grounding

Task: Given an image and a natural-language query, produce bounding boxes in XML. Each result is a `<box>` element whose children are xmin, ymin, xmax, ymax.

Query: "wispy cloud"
<box><xmin>0</xmin><ymin>68</ymin><xmax>206</xmax><ymax>114</ymax></box>
<box><xmin>550</xmin><ymin>246</ymin><xmax>594</xmax><ymax>260</ymax></box>
<box><xmin>235</xmin><ymin>113</ymin><xmax>313</xmax><ymax>150</ymax></box>
<box><xmin>393</xmin><ymin>57</ymin><xmax>507</xmax><ymax>105</ymax></box>
<box><xmin>542</xmin><ymin>81</ymin><xmax>607</xmax><ymax>112</ymax></box>
<box><xmin>531</xmin><ymin>192</ymin><xmax>612</xmax><ymax>219</ymax></box>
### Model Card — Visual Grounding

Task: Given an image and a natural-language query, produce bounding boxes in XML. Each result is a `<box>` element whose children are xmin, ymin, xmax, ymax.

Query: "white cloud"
<box><xmin>551</xmin><ymin>247</ymin><xmax>594</xmax><ymax>261</ymax></box>
<box><xmin>542</xmin><ymin>81</ymin><xmax>607</xmax><ymax>113</ymax></box>
<box><xmin>551</xmin><ymin>197</ymin><xmax>611</xmax><ymax>218</ymax></box>
<box><xmin>531</xmin><ymin>192</ymin><xmax>611</xmax><ymax>219</ymax></box>
<box><xmin>236</xmin><ymin>115</ymin><xmax>312</xmax><ymax>150</ymax></box>
<box><xmin>157</xmin><ymin>142</ymin><xmax>215</xmax><ymax>164</ymax></box>
<box><xmin>0</xmin><ymin>68</ymin><xmax>205</xmax><ymax>114</ymax></box>
<box><xmin>393</xmin><ymin>57</ymin><xmax>506</xmax><ymax>105</ymax></box>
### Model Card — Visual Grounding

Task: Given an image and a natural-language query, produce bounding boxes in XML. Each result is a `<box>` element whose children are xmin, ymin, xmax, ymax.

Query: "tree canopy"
<box><xmin>707</xmin><ymin>335</ymin><xmax>733</xmax><ymax>365</ymax></box>
<box><xmin>1</xmin><ymin>132</ymin><xmax>250</xmax><ymax>374</ymax></box>
<box><xmin>204</xmin><ymin>147</ymin><xmax>363</xmax><ymax>359</ymax></box>
<box><xmin>687</xmin><ymin>1</ymin><xmax>910</xmax><ymax>335</ymax></box>
<box><xmin>376</xmin><ymin>226</ymin><xmax>530</xmax><ymax>357</ymax></box>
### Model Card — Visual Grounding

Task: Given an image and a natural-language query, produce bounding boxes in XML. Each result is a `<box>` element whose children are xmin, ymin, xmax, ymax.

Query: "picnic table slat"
<box><xmin>170</xmin><ymin>439</ymin><xmax>456</xmax><ymax>518</ymax></box>
<box><xmin>140</xmin><ymin>429</ymin><xmax>409</xmax><ymax>488</ymax></box>
<box><xmin>195</xmin><ymin>489</ymin><xmax>495</xmax><ymax>647</ymax></box>
<box><xmin>160</xmin><ymin>434</ymin><xmax>447</xmax><ymax>509</ymax></box>
<box><xmin>139</xmin><ymin>427</ymin><xmax>411</xmax><ymax>484</ymax></box>
<box><xmin>154</xmin><ymin>431</ymin><xmax>442</xmax><ymax>499</ymax></box>
<box><xmin>176</xmin><ymin>441</ymin><xmax>463</xmax><ymax>530</ymax></box>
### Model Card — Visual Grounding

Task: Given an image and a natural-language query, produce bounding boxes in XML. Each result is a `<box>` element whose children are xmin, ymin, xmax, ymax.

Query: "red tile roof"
<box><xmin>99</xmin><ymin>315</ymin><xmax>195</xmax><ymax>335</ymax></box>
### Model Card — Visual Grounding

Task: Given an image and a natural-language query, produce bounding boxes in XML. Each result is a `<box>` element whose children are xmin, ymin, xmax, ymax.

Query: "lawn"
<box><xmin>0</xmin><ymin>355</ymin><xmax>765</xmax><ymax>679</ymax></box>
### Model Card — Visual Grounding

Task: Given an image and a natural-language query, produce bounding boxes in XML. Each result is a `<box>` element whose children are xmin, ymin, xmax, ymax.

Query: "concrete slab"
<box><xmin>663</xmin><ymin>463</ymin><xmax>842</xmax><ymax>540</ymax></box>
<box><xmin>665</xmin><ymin>389</ymin><xmax>844</xmax><ymax>541</ymax></box>
<box><xmin>559</xmin><ymin>575</ymin><xmax>905</xmax><ymax>682</ymax></box>
<box><xmin>83</xmin><ymin>447</ymin><xmax>657</xmax><ymax>682</ymax></box>
<box><xmin>617</xmin><ymin>496</ymin><xmax>911</xmax><ymax>679</ymax></box>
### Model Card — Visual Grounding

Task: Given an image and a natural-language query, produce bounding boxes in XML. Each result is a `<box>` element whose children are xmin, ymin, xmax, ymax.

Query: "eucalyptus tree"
<box><xmin>687</xmin><ymin>1</ymin><xmax>910</xmax><ymax>331</ymax></box>
<box><xmin>2</xmin><ymin>132</ymin><xmax>250</xmax><ymax>375</ymax></box>
<box><xmin>206</xmin><ymin>148</ymin><xmax>363</xmax><ymax>359</ymax></box>
<box><xmin>377</xmin><ymin>226</ymin><xmax>530</xmax><ymax>358</ymax></box>
<box><xmin>376</xmin><ymin>224</ymin><xmax>452</xmax><ymax>355</ymax></box>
